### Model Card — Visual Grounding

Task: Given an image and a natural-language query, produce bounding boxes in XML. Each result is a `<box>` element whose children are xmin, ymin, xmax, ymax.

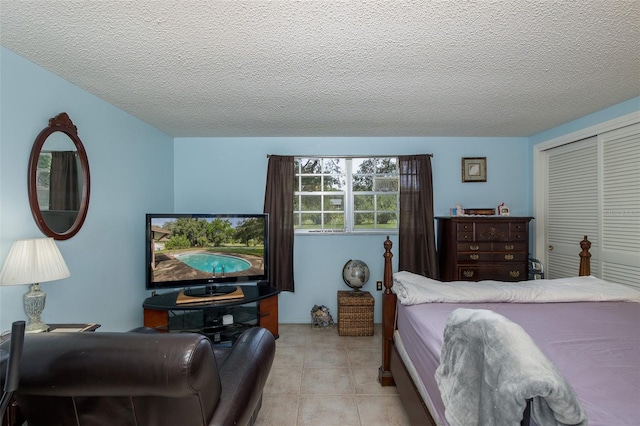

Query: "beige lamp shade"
<box><xmin>0</xmin><ymin>238</ymin><xmax>70</xmax><ymax>333</ymax></box>
<box><xmin>0</xmin><ymin>237</ymin><xmax>70</xmax><ymax>286</ymax></box>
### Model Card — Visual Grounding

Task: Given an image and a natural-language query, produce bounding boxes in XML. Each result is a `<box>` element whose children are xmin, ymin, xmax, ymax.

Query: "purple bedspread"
<box><xmin>397</xmin><ymin>301</ymin><xmax>640</xmax><ymax>426</ymax></box>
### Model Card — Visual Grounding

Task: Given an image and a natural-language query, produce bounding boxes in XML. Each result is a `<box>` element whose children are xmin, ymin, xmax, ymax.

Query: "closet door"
<box><xmin>546</xmin><ymin>137</ymin><xmax>598</xmax><ymax>279</ymax></box>
<box><xmin>599</xmin><ymin>124</ymin><xmax>640</xmax><ymax>287</ymax></box>
<box><xmin>544</xmin><ymin>123</ymin><xmax>640</xmax><ymax>287</ymax></box>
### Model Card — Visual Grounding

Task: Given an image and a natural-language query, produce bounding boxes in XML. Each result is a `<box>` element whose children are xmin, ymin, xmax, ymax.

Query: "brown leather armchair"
<box><xmin>0</xmin><ymin>326</ymin><xmax>275</xmax><ymax>426</ymax></box>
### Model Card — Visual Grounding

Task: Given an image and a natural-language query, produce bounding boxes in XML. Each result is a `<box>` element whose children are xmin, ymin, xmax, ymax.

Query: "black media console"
<box><xmin>142</xmin><ymin>285</ymin><xmax>279</xmax><ymax>344</ymax></box>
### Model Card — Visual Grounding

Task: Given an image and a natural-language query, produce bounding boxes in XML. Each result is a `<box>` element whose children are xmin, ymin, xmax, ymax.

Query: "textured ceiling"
<box><xmin>1</xmin><ymin>1</ymin><xmax>639</xmax><ymax>137</ymax></box>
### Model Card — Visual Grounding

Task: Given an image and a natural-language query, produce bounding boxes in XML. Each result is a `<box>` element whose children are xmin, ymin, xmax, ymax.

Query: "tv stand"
<box><xmin>183</xmin><ymin>285</ymin><xmax>238</xmax><ymax>297</ymax></box>
<box><xmin>142</xmin><ymin>285</ymin><xmax>279</xmax><ymax>340</ymax></box>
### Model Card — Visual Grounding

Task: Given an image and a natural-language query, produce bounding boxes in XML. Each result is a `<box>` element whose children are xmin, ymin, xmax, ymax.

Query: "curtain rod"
<box><xmin>266</xmin><ymin>154</ymin><xmax>433</xmax><ymax>158</ymax></box>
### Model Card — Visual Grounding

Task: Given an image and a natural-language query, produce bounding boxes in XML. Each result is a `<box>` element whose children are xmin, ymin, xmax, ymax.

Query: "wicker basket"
<box><xmin>337</xmin><ymin>290</ymin><xmax>374</xmax><ymax>336</ymax></box>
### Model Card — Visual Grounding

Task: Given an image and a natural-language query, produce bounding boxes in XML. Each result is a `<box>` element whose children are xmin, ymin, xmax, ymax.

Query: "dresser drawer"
<box><xmin>493</xmin><ymin>242</ymin><xmax>527</xmax><ymax>252</ymax></box>
<box><xmin>457</xmin><ymin>231</ymin><xmax>474</xmax><ymax>242</ymax></box>
<box><xmin>510</xmin><ymin>222</ymin><xmax>528</xmax><ymax>233</ymax></box>
<box><xmin>456</xmin><ymin>264</ymin><xmax>527</xmax><ymax>281</ymax></box>
<box><xmin>491</xmin><ymin>252</ymin><xmax>527</xmax><ymax>262</ymax></box>
<box><xmin>456</xmin><ymin>242</ymin><xmax>493</xmax><ymax>252</ymax></box>
<box><xmin>457</xmin><ymin>252</ymin><xmax>492</xmax><ymax>262</ymax></box>
<box><xmin>475</xmin><ymin>223</ymin><xmax>509</xmax><ymax>241</ymax></box>
<box><xmin>510</xmin><ymin>232</ymin><xmax>527</xmax><ymax>242</ymax></box>
<box><xmin>457</xmin><ymin>252</ymin><xmax>526</xmax><ymax>263</ymax></box>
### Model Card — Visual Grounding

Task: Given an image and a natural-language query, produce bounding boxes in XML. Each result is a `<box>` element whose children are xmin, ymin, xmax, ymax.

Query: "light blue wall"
<box><xmin>0</xmin><ymin>47</ymin><xmax>174</xmax><ymax>332</ymax></box>
<box><xmin>530</xmin><ymin>96</ymin><xmax>640</xmax><ymax>145</ymax></box>
<box><xmin>174</xmin><ymin>136</ymin><xmax>531</xmax><ymax>322</ymax></box>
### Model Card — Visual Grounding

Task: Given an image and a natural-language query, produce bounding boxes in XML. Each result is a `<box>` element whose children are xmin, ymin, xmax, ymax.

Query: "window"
<box><xmin>293</xmin><ymin>157</ymin><xmax>399</xmax><ymax>233</ymax></box>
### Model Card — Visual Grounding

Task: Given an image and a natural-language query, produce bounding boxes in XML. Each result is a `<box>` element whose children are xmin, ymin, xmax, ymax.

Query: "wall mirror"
<box><xmin>28</xmin><ymin>112</ymin><xmax>90</xmax><ymax>240</ymax></box>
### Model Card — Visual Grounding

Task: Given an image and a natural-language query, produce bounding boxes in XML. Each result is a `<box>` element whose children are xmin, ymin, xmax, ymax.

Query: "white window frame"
<box><xmin>294</xmin><ymin>156</ymin><xmax>399</xmax><ymax>234</ymax></box>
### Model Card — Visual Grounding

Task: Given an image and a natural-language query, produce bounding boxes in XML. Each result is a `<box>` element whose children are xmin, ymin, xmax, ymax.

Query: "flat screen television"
<box><xmin>146</xmin><ymin>213</ymin><xmax>269</xmax><ymax>295</ymax></box>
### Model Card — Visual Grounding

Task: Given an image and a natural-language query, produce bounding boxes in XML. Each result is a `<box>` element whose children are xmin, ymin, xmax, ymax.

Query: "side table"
<box><xmin>1</xmin><ymin>323</ymin><xmax>100</xmax><ymax>426</ymax></box>
<box><xmin>337</xmin><ymin>290</ymin><xmax>374</xmax><ymax>336</ymax></box>
<box><xmin>0</xmin><ymin>323</ymin><xmax>100</xmax><ymax>343</ymax></box>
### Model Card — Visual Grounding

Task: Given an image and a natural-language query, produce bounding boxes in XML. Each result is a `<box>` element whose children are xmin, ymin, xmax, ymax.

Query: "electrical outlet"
<box><xmin>376</xmin><ymin>280</ymin><xmax>383</xmax><ymax>291</ymax></box>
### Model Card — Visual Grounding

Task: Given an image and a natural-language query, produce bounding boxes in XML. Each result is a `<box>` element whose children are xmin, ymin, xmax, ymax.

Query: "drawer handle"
<box><xmin>469</xmin><ymin>254</ymin><xmax>479</xmax><ymax>260</ymax></box>
<box><xmin>504</xmin><ymin>254</ymin><xmax>514</xmax><ymax>260</ymax></box>
<box><xmin>509</xmin><ymin>271</ymin><xmax>520</xmax><ymax>278</ymax></box>
<box><xmin>463</xmin><ymin>270</ymin><xmax>474</xmax><ymax>278</ymax></box>
<box><xmin>504</xmin><ymin>244</ymin><xmax>514</xmax><ymax>250</ymax></box>
<box><xmin>469</xmin><ymin>245</ymin><xmax>480</xmax><ymax>251</ymax></box>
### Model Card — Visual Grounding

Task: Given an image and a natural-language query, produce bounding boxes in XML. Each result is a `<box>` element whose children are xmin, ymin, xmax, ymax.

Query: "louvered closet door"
<box><xmin>600</xmin><ymin>124</ymin><xmax>640</xmax><ymax>287</ymax></box>
<box><xmin>546</xmin><ymin>137</ymin><xmax>598</xmax><ymax>279</ymax></box>
<box><xmin>545</xmin><ymin>123</ymin><xmax>640</xmax><ymax>287</ymax></box>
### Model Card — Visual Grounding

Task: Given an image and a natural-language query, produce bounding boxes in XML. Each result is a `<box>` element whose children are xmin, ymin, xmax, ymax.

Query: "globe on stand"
<box><xmin>342</xmin><ymin>259</ymin><xmax>370</xmax><ymax>293</ymax></box>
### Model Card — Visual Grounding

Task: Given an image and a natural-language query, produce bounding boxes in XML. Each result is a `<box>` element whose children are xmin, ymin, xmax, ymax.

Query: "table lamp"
<box><xmin>0</xmin><ymin>238</ymin><xmax>70</xmax><ymax>333</ymax></box>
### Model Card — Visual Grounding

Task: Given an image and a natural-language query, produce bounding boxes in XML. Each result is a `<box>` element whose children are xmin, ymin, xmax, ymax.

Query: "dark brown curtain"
<box><xmin>264</xmin><ymin>155</ymin><xmax>295</xmax><ymax>292</ymax></box>
<box><xmin>398</xmin><ymin>154</ymin><xmax>439</xmax><ymax>279</ymax></box>
<box><xmin>49</xmin><ymin>151</ymin><xmax>80</xmax><ymax>211</ymax></box>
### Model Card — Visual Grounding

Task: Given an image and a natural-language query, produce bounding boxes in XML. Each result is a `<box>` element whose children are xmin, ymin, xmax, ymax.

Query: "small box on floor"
<box><xmin>337</xmin><ymin>290</ymin><xmax>374</xmax><ymax>336</ymax></box>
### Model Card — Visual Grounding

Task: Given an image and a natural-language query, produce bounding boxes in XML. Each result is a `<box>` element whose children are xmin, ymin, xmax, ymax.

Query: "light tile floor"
<box><xmin>255</xmin><ymin>323</ymin><xmax>411</xmax><ymax>426</ymax></box>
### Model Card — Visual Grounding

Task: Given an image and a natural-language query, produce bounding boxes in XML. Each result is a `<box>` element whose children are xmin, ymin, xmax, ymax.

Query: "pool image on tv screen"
<box><xmin>146</xmin><ymin>214</ymin><xmax>269</xmax><ymax>291</ymax></box>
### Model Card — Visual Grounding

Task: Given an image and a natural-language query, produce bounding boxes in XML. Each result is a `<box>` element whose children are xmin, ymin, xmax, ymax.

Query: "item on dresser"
<box><xmin>462</xmin><ymin>208</ymin><xmax>496</xmax><ymax>216</ymax></box>
<box><xmin>437</xmin><ymin>216</ymin><xmax>533</xmax><ymax>282</ymax></box>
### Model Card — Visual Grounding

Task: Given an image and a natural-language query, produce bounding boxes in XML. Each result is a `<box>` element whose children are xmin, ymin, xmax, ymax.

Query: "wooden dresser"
<box><xmin>437</xmin><ymin>216</ymin><xmax>533</xmax><ymax>282</ymax></box>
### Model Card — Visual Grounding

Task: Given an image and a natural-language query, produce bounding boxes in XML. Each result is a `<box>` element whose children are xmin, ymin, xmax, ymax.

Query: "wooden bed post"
<box><xmin>579</xmin><ymin>236</ymin><xmax>591</xmax><ymax>276</ymax></box>
<box><xmin>379</xmin><ymin>236</ymin><xmax>396</xmax><ymax>386</ymax></box>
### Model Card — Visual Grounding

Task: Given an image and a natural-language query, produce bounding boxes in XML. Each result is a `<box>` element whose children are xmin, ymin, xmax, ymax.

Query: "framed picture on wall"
<box><xmin>462</xmin><ymin>157</ymin><xmax>487</xmax><ymax>182</ymax></box>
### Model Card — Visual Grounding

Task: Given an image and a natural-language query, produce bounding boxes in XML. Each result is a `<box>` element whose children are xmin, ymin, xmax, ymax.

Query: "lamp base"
<box><xmin>24</xmin><ymin>283</ymin><xmax>49</xmax><ymax>333</ymax></box>
<box><xmin>25</xmin><ymin>320</ymin><xmax>48</xmax><ymax>333</ymax></box>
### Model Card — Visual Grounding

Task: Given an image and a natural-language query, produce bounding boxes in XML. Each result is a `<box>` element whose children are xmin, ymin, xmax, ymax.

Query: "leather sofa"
<box><xmin>0</xmin><ymin>326</ymin><xmax>275</xmax><ymax>426</ymax></box>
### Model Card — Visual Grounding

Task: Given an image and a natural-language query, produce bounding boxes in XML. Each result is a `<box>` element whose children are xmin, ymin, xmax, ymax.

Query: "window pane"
<box><xmin>323</xmin><ymin>158</ymin><xmax>345</xmax><ymax>173</ymax></box>
<box><xmin>301</xmin><ymin>213</ymin><xmax>321</xmax><ymax>228</ymax></box>
<box><xmin>377</xmin><ymin>212</ymin><xmax>397</xmax><ymax>227</ymax></box>
<box><xmin>324</xmin><ymin>213</ymin><xmax>345</xmax><ymax>229</ymax></box>
<box><xmin>354</xmin><ymin>194</ymin><xmax>374</xmax><ymax>210</ymax></box>
<box><xmin>323</xmin><ymin>175</ymin><xmax>345</xmax><ymax>191</ymax></box>
<box><xmin>300</xmin><ymin>195</ymin><xmax>321</xmax><ymax>211</ymax></box>
<box><xmin>377</xmin><ymin>194</ymin><xmax>398</xmax><ymax>211</ymax></box>
<box><xmin>354</xmin><ymin>212</ymin><xmax>374</xmax><ymax>228</ymax></box>
<box><xmin>373</xmin><ymin>177</ymin><xmax>398</xmax><ymax>192</ymax></box>
<box><xmin>324</xmin><ymin>195</ymin><xmax>344</xmax><ymax>211</ymax></box>
<box><xmin>293</xmin><ymin>195</ymin><xmax>299</xmax><ymax>211</ymax></box>
<box><xmin>352</xmin><ymin>175</ymin><xmax>373</xmax><ymax>191</ymax></box>
<box><xmin>300</xmin><ymin>158</ymin><xmax>322</xmax><ymax>174</ymax></box>
<box><xmin>300</xmin><ymin>176</ymin><xmax>322</xmax><ymax>191</ymax></box>
<box><xmin>376</xmin><ymin>157</ymin><xmax>398</xmax><ymax>174</ymax></box>
<box><xmin>353</xmin><ymin>158</ymin><xmax>375</xmax><ymax>174</ymax></box>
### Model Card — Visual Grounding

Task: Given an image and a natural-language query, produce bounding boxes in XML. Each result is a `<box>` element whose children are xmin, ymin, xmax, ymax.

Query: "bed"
<box><xmin>378</xmin><ymin>236</ymin><xmax>640</xmax><ymax>426</ymax></box>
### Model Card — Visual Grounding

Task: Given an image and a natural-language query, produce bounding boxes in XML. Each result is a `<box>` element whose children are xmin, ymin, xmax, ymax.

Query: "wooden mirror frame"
<box><xmin>28</xmin><ymin>112</ymin><xmax>90</xmax><ymax>240</ymax></box>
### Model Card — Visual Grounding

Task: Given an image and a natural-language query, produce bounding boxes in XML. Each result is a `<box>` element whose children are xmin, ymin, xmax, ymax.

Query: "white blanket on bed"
<box><xmin>435</xmin><ymin>308</ymin><xmax>588</xmax><ymax>426</ymax></box>
<box><xmin>392</xmin><ymin>271</ymin><xmax>640</xmax><ymax>305</ymax></box>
